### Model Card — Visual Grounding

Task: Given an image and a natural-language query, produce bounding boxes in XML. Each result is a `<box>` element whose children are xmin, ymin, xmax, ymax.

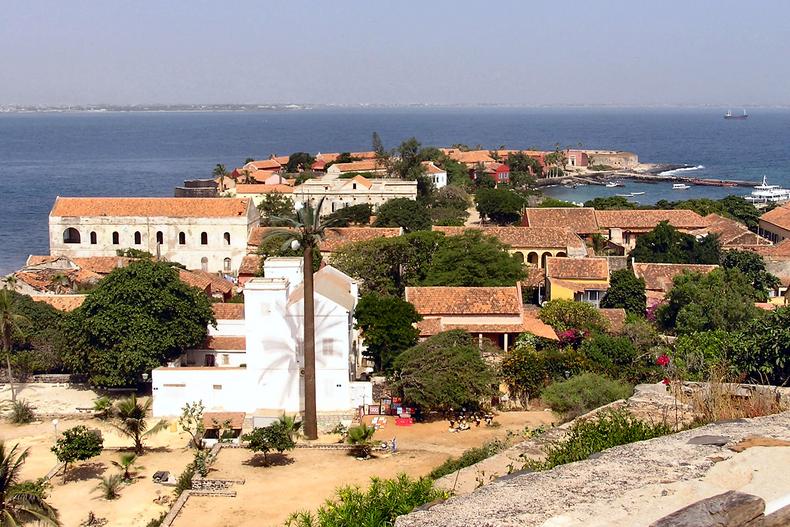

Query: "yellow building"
<box><xmin>545</xmin><ymin>257</ymin><xmax>610</xmax><ymax>306</ymax></box>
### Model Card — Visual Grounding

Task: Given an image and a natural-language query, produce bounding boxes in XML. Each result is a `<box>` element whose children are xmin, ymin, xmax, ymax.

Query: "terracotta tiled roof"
<box><xmin>633</xmin><ymin>263</ymin><xmax>718</xmax><ymax>292</ymax></box>
<box><xmin>211</xmin><ymin>303</ymin><xmax>245</xmax><ymax>320</ymax></box>
<box><xmin>694</xmin><ymin>214</ymin><xmax>769</xmax><ymax>247</ymax></box>
<box><xmin>187</xmin><ymin>270</ymin><xmax>233</xmax><ymax>295</ymax></box>
<box><xmin>416</xmin><ymin>317</ymin><xmax>443</xmax><ymax>337</ymax></box>
<box><xmin>546</xmin><ymin>257</ymin><xmax>609</xmax><ymax>280</ymax></box>
<box><xmin>405</xmin><ymin>286</ymin><xmax>521</xmax><ymax>315</ymax></box>
<box><xmin>341</xmin><ymin>175</ymin><xmax>373</xmax><ymax>189</ymax></box>
<box><xmin>422</xmin><ymin>161</ymin><xmax>445</xmax><ymax>174</ymax></box>
<box><xmin>351</xmin><ymin>151</ymin><xmax>378</xmax><ymax>159</ymax></box>
<box><xmin>29</xmin><ymin>294</ymin><xmax>87</xmax><ymax>312</ymax></box>
<box><xmin>755</xmin><ymin>302</ymin><xmax>777</xmax><ymax>311</ymax></box>
<box><xmin>330</xmin><ymin>160</ymin><xmax>383</xmax><ymax>173</ymax></box>
<box><xmin>51</xmin><ymin>197</ymin><xmax>251</xmax><ymax>218</ymax></box>
<box><xmin>72</xmin><ymin>257</ymin><xmax>134</xmax><ymax>274</ymax></box>
<box><xmin>202</xmin><ymin>412</ymin><xmax>245</xmax><ymax>429</ymax></box>
<box><xmin>524</xmin><ymin>208</ymin><xmax>600</xmax><ymax>234</ymax></box>
<box><xmin>235</xmin><ymin>184</ymin><xmax>293</xmax><ymax>194</ymax></box>
<box><xmin>238</xmin><ymin>255</ymin><xmax>262</xmax><ymax>276</ymax></box>
<box><xmin>179</xmin><ymin>269</ymin><xmax>212</xmax><ymax>292</ymax></box>
<box><xmin>759</xmin><ymin>239</ymin><xmax>790</xmax><ymax>257</ymax></box>
<box><xmin>416</xmin><ymin>311</ymin><xmax>558</xmax><ymax>341</ymax></box>
<box><xmin>200</xmin><ymin>336</ymin><xmax>246</xmax><ymax>350</ymax></box>
<box><xmin>760</xmin><ymin>203</ymin><xmax>790</xmax><ymax>230</ymax></box>
<box><xmin>432</xmin><ymin>226</ymin><xmax>586</xmax><ymax>252</ymax></box>
<box><xmin>522</xmin><ymin>267</ymin><xmax>546</xmax><ymax>289</ymax></box>
<box><xmin>594</xmin><ymin>209</ymin><xmax>707</xmax><ymax>230</ymax></box>
<box><xmin>599</xmin><ymin>308</ymin><xmax>626</xmax><ymax>333</ymax></box>
<box><xmin>247</xmin><ymin>226</ymin><xmax>297</xmax><ymax>248</ymax></box>
<box><xmin>445</xmin><ymin>150</ymin><xmax>495</xmax><ymax>165</ymax></box>
<box><xmin>271</xmin><ymin>155</ymin><xmax>290</xmax><ymax>165</ymax></box>
<box><xmin>315</xmin><ymin>153</ymin><xmax>340</xmax><ymax>163</ymax></box>
<box><xmin>245</xmin><ymin>159</ymin><xmax>282</xmax><ymax>171</ymax></box>
<box><xmin>319</xmin><ymin>227</ymin><xmax>402</xmax><ymax>252</ymax></box>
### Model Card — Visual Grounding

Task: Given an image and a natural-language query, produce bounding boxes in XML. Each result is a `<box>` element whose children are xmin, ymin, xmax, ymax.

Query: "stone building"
<box><xmin>292</xmin><ymin>175</ymin><xmax>417</xmax><ymax>216</ymax></box>
<box><xmin>49</xmin><ymin>197</ymin><xmax>259</xmax><ymax>273</ymax></box>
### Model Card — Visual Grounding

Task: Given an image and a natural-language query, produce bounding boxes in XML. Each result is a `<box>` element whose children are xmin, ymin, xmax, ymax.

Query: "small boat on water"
<box><xmin>672</xmin><ymin>183</ymin><xmax>691</xmax><ymax>190</ymax></box>
<box><xmin>630</xmin><ymin>191</ymin><xmax>645</xmax><ymax>196</ymax></box>
<box><xmin>616</xmin><ymin>193</ymin><xmax>632</xmax><ymax>198</ymax></box>
<box><xmin>724</xmin><ymin>109</ymin><xmax>748</xmax><ymax>120</ymax></box>
<box><xmin>745</xmin><ymin>176</ymin><xmax>790</xmax><ymax>205</ymax></box>
<box><xmin>605</xmin><ymin>181</ymin><xmax>624</xmax><ymax>188</ymax></box>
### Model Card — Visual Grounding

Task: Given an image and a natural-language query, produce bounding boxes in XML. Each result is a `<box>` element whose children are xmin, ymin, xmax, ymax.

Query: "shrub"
<box><xmin>501</xmin><ymin>346</ymin><xmax>547</xmax><ymax>407</ymax></box>
<box><xmin>579</xmin><ymin>333</ymin><xmax>657</xmax><ymax>383</ymax></box>
<box><xmin>94</xmin><ymin>474</ymin><xmax>123</xmax><ymax>500</ymax></box>
<box><xmin>174</xmin><ymin>463</ymin><xmax>195</xmax><ymax>496</ymax></box>
<box><xmin>429</xmin><ymin>439</ymin><xmax>507</xmax><ymax>480</ymax></box>
<box><xmin>51</xmin><ymin>425</ymin><xmax>104</xmax><ymax>483</ymax></box>
<box><xmin>93</xmin><ymin>396</ymin><xmax>113</xmax><ymax>419</ymax></box>
<box><xmin>242</xmin><ymin>419</ymin><xmax>297</xmax><ymax>466</ymax></box>
<box><xmin>8</xmin><ymin>399</ymin><xmax>35</xmax><ymax>424</ymax></box>
<box><xmin>540</xmin><ymin>373</ymin><xmax>633</xmax><ymax>419</ymax></box>
<box><xmin>526</xmin><ymin>409</ymin><xmax>671</xmax><ymax>471</ymax></box>
<box><xmin>347</xmin><ymin>424</ymin><xmax>376</xmax><ymax>458</ymax></box>
<box><xmin>538</xmin><ymin>300</ymin><xmax>609</xmax><ymax>334</ymax></box>
<box><xmin>144</xmin><ymin>512</ymin><xmax>167</xmax><ymax>527</ymax></box>
<box><xmin>284</xmin><ymin>474</ymin><xmax>448</xmax><ymax>527</ymax></box>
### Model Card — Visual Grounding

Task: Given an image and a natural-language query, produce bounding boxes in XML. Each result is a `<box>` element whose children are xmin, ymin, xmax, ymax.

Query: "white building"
<box><xmin>49</xmin><ymin>197</ymin><xmax>259</xmax><ymax>273</ymax></box>
<box><xmin>293</xmin><ymin>175</ymin><xmax>418</xmax><ymax>216</ymax></box>
<box><xmin>151</xmin><ymin>258</ymin><xmax>372</xmax><ymax>423</ymax></box>
<box><xmin>423</xmin><ymin>161</ymin><xmax>447</xmax><ymax>189</ymax></box>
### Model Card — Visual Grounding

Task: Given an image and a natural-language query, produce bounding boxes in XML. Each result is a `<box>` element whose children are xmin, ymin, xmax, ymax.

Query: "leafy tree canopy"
<box><xmin>258</xmin><ymin>193</ymin><xmax>295</xmax><ymax>226</ymax></box>
<box><xmin>600</xmin><ymin>269</ymin><xmax>647</xmax><ymax>317</ymax></box>
<box><xmin>5</xmin><ymin>291</ymin><xmax>63</xmax><ymax>352</ymax></box>
<box><xmin>61</xmin><ymin>261</ymin><xmax>215</xmax><ymax>386</ymax></box>
<box><xmin>657</xmin><ymin>268</ymin><xmax>762</xmax><ymax>334</ymax></box>
<box><xmin>630</xmin><ymin>221</ymin><xmax>720</xmax><ymax>264</ymax></box>
<box><xmin>439</xmin><ymin>157</ymin><xmax>472</xmax><ymax>188</ymax></box>
<box><xmin>475</xmin><ymin>188</ymin><xmax>525</xmax><ymax>225</ymax></box>
<box><xmin>51</xmin><ymin>425</ymin><xmax>103</xmax><ymax>482</ymax></box>
<box><xmin>654</xmin><ymin>195</ymin><xmax>761</xmax><ymax>230</ymax></box>
<box><xmin>355</xmin><ymin>293</ymin><xmax>421</xmax><ymax>372</ymax></box>
<box><xmin>732</xmin><ymin>306</ymin><xmax>790</xmax><ymax>384</ymax></box>
<box><xmin>506</xmin><ymin>152</ymin><xmax>543</xmax><ymax>178</ymax></box>
<box><xmin>538</xmin><ymin>197</ymin><xmax>578</xmax><ymax>208</ymax></box>
<box><xmin>286</xmin><ymin>152</ymin><xmax>315</xmax><ymax>173</ymax></box>
<box><xmin>720</xmin><ymin>250</ymin><xmax>781</xmax><ymax>301</ymax></box>
<box><xmin>583</xmin><ymin>196</ymin><xmax>638</xmax><ymax>210</ymax></box>
<box><xmin>538</xmin><ymin>299</ymin><xmax>609</xmax><ymax>334</ymax></box>
<box><xmin>373</xmin><ymin>198</ymin><xmax>431</xmax><ymax>233</ymax></box>
<box><xmin>324</xmin><ymin>203</ymin><xmax>372</xmax><ymax>227</ymax></box>
<box><xmin>421</xmin><ymin>230</ymin><xmax>526</xmax><ymax>287</ymax></box>
<box><xmin>392</xmin><ymin>330</ymin><xmax>497</xmax><ymax>412</ymax></box>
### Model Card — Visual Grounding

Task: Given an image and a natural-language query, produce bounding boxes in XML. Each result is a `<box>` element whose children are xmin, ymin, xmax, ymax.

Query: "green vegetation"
<box><xmin>174</xmin><ymin>462</ymin><xmax>196</xmax><ymax>497</ymax></box>
<box><xmin>538</xmin><ymin>197</ymin><xmax>577</xmax><ymax>208</ymax></box>
<box><xmin>583</xmin><ymin>196</ymin><xmax>637</xmax><ymax>210</ymax></box>
<box><xmin>179</xmin><ymin>400</ymin><xmax>206</xmax><ymax>451</ymax></box>
<box><xmin>720</xmin><ymin>250</ymin><xmax>781</xmax><ymax>302</ymax></box>
<box><xmin>61</xmin><ymin>260</ymin><xmax>215</xmax><ymax>387</ymax></box>
<box><xmin>7</xmin><ymin>399</ymin><xmax>35</xmax><ymax>424</ymax></box>
<box><xmin>525</xmin><ymin>409</ymin><xmax>671</xmax><ymax>471</ymax></box>
<box><xmin>257</xmin><ymin>235</ymin><xmax>323</xmax><ymax>274</ymax></box>
<box><xmin>506</xmin><ymin>151</ymin><xmax>543</xmax><ymax>179</ymax></box>
<box><xmin>630</xmin><ymin>221</ymin><xmax>720</xmax><ymax>264</ymax></box>
<box><xmin>540</xmin><ymin>373</ymin><xmax>633</xmax><ymax>419</ymax></box>
<box><xmin>655</xmin><ymin>195</ymin><xmax>761</xmax><ymax>230</ymax></box>
<box><xmin>241</xmin><ymin>416</ymin><xmax>300</xmax><ymax>466</ymax></box>
<box><xmin>111</xmin><ymin>453</ymin><xmax>140</xmax><ymax>482</ymax></box>
<box><xmin>474</xmin><ymin>188</ymin><xmax>525</xmax><ymax>225</ymax></box>
<box><xmin>284</xmin><ymin>474</ymin><xmax>448</xmax><ymax>527</ymax></box>
<box><xmin>501</xmin><ymin>344</ymin><xmax>548</xmax><ymax>408</ymax></box>
<box><xmin>346</xmin><ymin>424</ymin><xmax>377</xmax><ymax>458</ymax></box>
<box><xmin>324</xmin><ymin>203</ymin><xmax>372</xmax><ymax>226</ymax></box>
<box><xmin>538</xmin><ymin>299</ymin><xmax>609</xmax><ymax>333</ymax></box>
<box><xmin>111</xmin><ymin>395</ymin><xmax>168</xmax><ymax>455</ymax></box>
<box><xmin>51</xmin><ymin>425</ymin><xmax>104</xmax><ymax>483</ymax></box>
<box><xmin>580</xmin><ymin>334</ymin><xmax>657</xmax><ymax>383</ymax></box>
<box><xmin>3</xmin><ymin>291</ymin><xmax>64</xmax><ymax>383</ymax></box>
<box><xmin>428</xmin><ymin>439</ymin><xmax>507</xmax><ymax>480</ymax></box>
<box><xmin>732</xmin><ymin>306</ymin><xmax>790</xmax><ymax>384</ymax></box>
<box><xmin>373</xmin><ymin>198</ymin><xmax>432</xmax><ymax>232</ymax></box>
<box><xmin>354</xmin><ymin>293</ymin><xmax>421</xmax><ymax>371</ymax></box>
<box><xmin>286</xmin><ymin>152</ymin><xmax>315</xmax><ymax>173</ymax></box>
<box><xmin>600</xmin><ymin>269</ymin><xmax>647</xmax><ymax>316</ymax></box>
<box><xmin>258</xmin><ymin>193</ymin><xmax>296</xmax><ymax>226</ymax></box>
<box><xmin>94</xmin><ymin>474</ymin><xmax>123</xmax><ymax>500</ymax></box>
<box><xmin>392</xmin><ymin>331</ymin><xmax>497</xmax><ymax>413</ymax></box>
<box><xmin>0</xmin><ymin>442</ymin><xmax>60</xmax><ymax>525</ymax></box>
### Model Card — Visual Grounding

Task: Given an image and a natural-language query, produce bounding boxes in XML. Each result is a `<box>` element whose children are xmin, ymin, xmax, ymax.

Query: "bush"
<box><xmin>284</xmin><ymin>474</ymin><xmax>448</xmax><ymax>527</ymax></box>
<box><xmin>174</xmin><ymin>463</ymin><xmax>195</xmax><ymax>497</ymax></box>
<box><xmin>579</xmin><ymin>333</ymin><xmax>658</xmax><ymax>383</ymax></box>
<box><xmin>429</xmin><ymin>439</ymin><xmax>507</xmax><ymax>480</ymax></box>
<box><xmin>538</xmin><ymin>300</ymin><xmax>609</xmax><ymax>334</ymax></box>
<box><xmin>94</xmin><ymin>474</ymin><xmax>123</xmax><ymax>500</ymax></box>
<box><xmin>501</xmin><ymin>346</ymin><xmax>548</xmax><ymax>407</ymax></box>
<box><xmin>526</xmin><ymin>409</ymin><xmax>671</xmax><ymax>471</ymax></box>
<box><xmin>347</xmin><ymin>424</ymin><xmax>376</xmax><ymax>458</ymax></box>
<box><xmin>8</xmin><ymin>399</ymin><xmax>35</xmax><ymax>424</ymax></box>
<box><xmin>540</xmin><ymin>373</ymin><xmax>633</xmax><ymax>419</ymax></box>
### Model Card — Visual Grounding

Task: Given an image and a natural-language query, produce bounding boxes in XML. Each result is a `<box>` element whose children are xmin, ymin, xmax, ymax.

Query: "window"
<box><xmin>223</xmin><ymin>232</ymin><xmax>231</xmax><ymax>246</ymax></box>
<box><xmin>223</xmin><ymin>258</ymin><xmax>231</xmax><ymax>272</ymax></box>
<box><xmin>89</xmin><ymin>231</ymin><xmax>97</xmax><ymax>245</ymax></box>
<box><xmin>201</xmin><ymin>257</ymin><xmax>208</xmax><ymax>272</ymax></box>
<box><xmin>212</xmin><ymin>384</ymin><xmax>222</xmax><ymax>390</ymax></box>
<box><xmin>133</xmin><ymin>231</ymin><xmax>142</xmax><ymax>245</ymax></box>
<box><xmin>178</xmin><ymin>232</ymin><xmax>186</xmax><ymax>245</ymax></box>
<box><xmin>112</xmin><ymin>232</ymin><xmax>120</xmax><ymax>245</ymax></box>
<box><xmin>200</xmin><ymin>232</ymin><xmax>208</xmax><ymax>245</ymax></box>
<box><xmin>221</xmin><ymin>354</ymin><xmax>229</xmax><ymax>366</ymax></box>
<box><xmin>63</xmin><ymin>228</ymin><xmax>81</xmax><ymax>244</ymax></box>
<box><xmin>204</xmin><ymin>354</ymin><xmax>215</xmax><ymax>367</ymax></box>
<box><xmin>156</xmin><ymin>231</ymin><xmax>163</xmax><ymax>244</ymax></box>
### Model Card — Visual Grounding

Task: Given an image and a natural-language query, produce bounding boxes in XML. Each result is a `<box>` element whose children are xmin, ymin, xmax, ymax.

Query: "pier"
<box><xmin>538</xmin><ymin>170</ymin><xmax>758</xmax><ymax>189</ymax></box>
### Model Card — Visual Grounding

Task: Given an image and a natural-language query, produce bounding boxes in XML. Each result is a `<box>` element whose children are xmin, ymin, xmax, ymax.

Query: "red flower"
<box><xmin>656</xmin><ymin>354</ymin><xmax>670</xmax><ymax>367</ymax></box>
<box><xmin>661</xmin><ymin>377</ymin><xmax>671</xmax><ymax>385</ymax></box>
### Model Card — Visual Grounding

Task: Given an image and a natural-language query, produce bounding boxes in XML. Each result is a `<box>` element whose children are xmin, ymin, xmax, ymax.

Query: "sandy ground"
<box><xmin>173</xmin><ymin>410</ymin><xmax>556</xmax><ymax>527</ymax></box>
<box><xmin>1</xmin><ymin>383</ymin><xmax>104</xmax><ymax>414</ymax></box>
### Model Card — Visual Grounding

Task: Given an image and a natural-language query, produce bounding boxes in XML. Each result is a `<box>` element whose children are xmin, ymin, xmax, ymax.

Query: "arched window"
<box><xmin>200</xmin><ymin>232</ymin><xmax>208</xmax><ymax>245</ymax></box>
<box><xmin>63</xmin><ymin>228</ymin><xmax>81</xmax><ymax>244</ymax></box>
<box><xmin>201</xmin><ymin>257</ymin><xmax>208</xmax><ymax>272</ymax></box>
<box><xmin>223</xmin><ymin>258</ymin><xmax>232</xmax><ymax>272</ymax></box>
<box><xmin>527</xmin><ymin>252</ymin><xmax>539</xmax><ymax>267</ymax></box>
<box><xmin>112</xmin><ymin>232</ymin><xmax>120</xmax><ymax>245</ymax></box>
<box><xmin>89</xmin><ymin>231</ymin><xmax>97</xmax><ymax>245</ymax></box>
<box><xmin>223</xmin><ymin>232</ymin><xmax>231</xmax><ymax>246</ymax></box>
<box><xmin>156</xmin><ymin>231</ymin><xmax>163</xmax><ymax>244</ymax></box>
<box><xmin>541</xmin><ymin>251</ymin><xmax>551</xmax><ymax>268</ymax></box>
<box><xmin>178</xmin><ymin>232</ymin><xmax>186</xmax><ymax>245</ymax></box>
<box><xmin>134</xmin><ymin>231</ymin><xmax>142</xmax><ymax>245</ymax></box>
<box><xmin>556</xmin><ymin>251</ymin><xmax>567</xmax><ymax>258</ymax></box>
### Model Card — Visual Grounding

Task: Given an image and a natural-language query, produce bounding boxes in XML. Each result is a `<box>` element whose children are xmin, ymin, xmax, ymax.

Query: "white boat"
<box><xmin>630</xmin><ymin>192</ymin><xmax>645</xmax><ymax>196</ymax></box>
<box><xmin>672</xmin><ymin>183</ymin><xmax>690</xmax><ymax>190</ymax></box>
<box><xmin>745</xmin><ymin>176</ymin><xmax>790</xmax><ymax>204</ymax></box>
<box><xmin>605</xmin><ymin>181</ymin><xmax>623</xmax><ymax>188</ymax></box>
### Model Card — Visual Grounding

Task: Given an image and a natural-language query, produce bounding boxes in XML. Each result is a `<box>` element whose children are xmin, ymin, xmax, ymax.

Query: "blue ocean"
<box><xmin>1</xmin><ymin>107</ymin><xmax>789</xmax><ymax>274</ymax></box>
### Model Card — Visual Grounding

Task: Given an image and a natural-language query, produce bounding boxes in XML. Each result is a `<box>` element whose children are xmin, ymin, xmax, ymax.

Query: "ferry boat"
<box><xmin>672</xmin><ymin>183</ymin><xmax>690</xmax><ymax>190</ymax></box>
<box><xmin>724</xmin><ymin>109</ymin><xmax>748</xmax><ymax>120</ymax></box>
<box><xmin>745</xmin><ymin>176</ymin><xmax>790</xmax><ymax>204</ymax></box>
<box><xmin>605</xmin><ymin>181</ymin><xmax>624</xmax><ymax>188</ymax></box>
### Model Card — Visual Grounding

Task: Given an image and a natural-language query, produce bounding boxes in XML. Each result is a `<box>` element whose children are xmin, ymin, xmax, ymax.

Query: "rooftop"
<box><xmin>594</xmin><ymin>209</ymin><xmax>707</xmax><ymax>230</ymax></box>
<box><xmin>405</xmin><ymin>286</ymin><xmax>522</xmax><ymax>316</ymax></box>
<box><xmin>524</xmin><ymin>208</ymin><xmax>600</xmax><ymax>234</ymax></box>
<box><xmin>328</xmin><ymin>160</ymin><xmax>383</xmax><ymax>173</ymax></box>
<box><xmin>545</xmin><ymin>257</ymin><xmax>609</xmax><ymax>280</ymax></box>
<box><xmin>238</xmin><ymin>254</ymin><xmax>263</xmax><ymax>275</ymax></box>
<box><xmin>29</xmin><ymin>294</ymin><xmax>87</xmax><ymax>312</ymax></box>
<box><xmin>319</xmin><ymin>227</ymin><xmax>402</xmax><ymax>252</ymax></box>
<box><xmin>50</xmin><ymin>197</ymin><xmax>251</xmax><ymax>218</ymax></box>
<box><xmin>200</xmin><ymin>336</ymin><xmax>246</xmax><ymax>351</ymax></box>
<box><xmin>235</xmin><ymin>184</ymin><xmax>293</xmax><ymax>194</ymax></box>
<box><xmin>211</xmin><ymin>303</ymin><xmax>245</xmax><ymax>320</ymax></box>
<box><xmin>432</xmin><ymin>226</ymin><xmax>585</xmax><ymax>251</ymax></box>
<box><xmin>759</xmin><ymin>202</ymin><xmax>790</xmax><ymax>230</ymax></box>
<box><xmin>633</xmin><ymin>262</ymin><xmax>719</xmax><ymax>292</ymax></box>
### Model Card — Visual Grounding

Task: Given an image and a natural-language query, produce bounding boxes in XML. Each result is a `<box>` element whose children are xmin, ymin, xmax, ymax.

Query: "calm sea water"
<box><xmin>1</xmin><ymin>107</ymin><xmax>789</xmax><ymax>274</ymax></box>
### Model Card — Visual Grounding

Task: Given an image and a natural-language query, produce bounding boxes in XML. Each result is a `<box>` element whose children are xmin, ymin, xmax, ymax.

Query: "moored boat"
<box><xmin>672</xmin><ymin>183</ymin><xmax>690</xmax><ymax>190</ymax></box>
<box><xmin>745</xmin><ymin>176</ymin><xmax>790</xmax><ymax>204</ymax></box>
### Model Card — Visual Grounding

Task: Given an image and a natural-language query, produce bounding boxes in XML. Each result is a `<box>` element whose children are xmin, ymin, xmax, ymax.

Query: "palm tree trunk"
<box><xmin>303</xmin><ymin>245</ymin><xmax>318</xmax><ymax>440</ymax></box>
<box><xmin>3</xmin><ymin>336</ymin><xmax>15</xmax><ymax>403</ymax></box>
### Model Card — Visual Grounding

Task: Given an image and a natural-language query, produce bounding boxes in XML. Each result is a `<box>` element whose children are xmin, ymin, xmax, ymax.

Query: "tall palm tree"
<box><xmin>0</xmin><ymin>290</ymin><xmax>27</xmax><ymax>403</ymax></box>
<box><xmin>111</xmin><ymin>395</ymin><xmax>167</xmax><ymax>455</ymax></box>
<box><xmin>264</xmin><ymin>198</ymin><xmax>340</xmax><ymax>440</ymax></box>
<box><xmin>0</xmin><ymin>442</ymin><xmax>60</xmax><ymax>526</ymax></box>
<box><xmin>212</xmin><ymin>163</ymin><xmax>228</xmax><ymax>193</ymax></box>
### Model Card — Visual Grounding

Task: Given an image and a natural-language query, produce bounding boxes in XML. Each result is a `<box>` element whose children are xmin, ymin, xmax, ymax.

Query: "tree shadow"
<box><xmin>242</xmin><ymin>453</ymin><xmax>295</xmax><ymax>468</ymax></box>
<box><xmin>67</xmin><ymin>462</ymin><xmax>107</xmax><ymax>481</ymax></box>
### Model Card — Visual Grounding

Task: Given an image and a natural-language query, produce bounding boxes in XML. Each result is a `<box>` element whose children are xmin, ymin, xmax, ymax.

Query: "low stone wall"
<box><xmin>190</xmin><ymin>476</ymin><xmax>245</xmax><ymax>492</ymax></box>
<box><xmin>317</xmin><ymin>412</ymin><xmax>355</xmax><ymax>431</ymax></box>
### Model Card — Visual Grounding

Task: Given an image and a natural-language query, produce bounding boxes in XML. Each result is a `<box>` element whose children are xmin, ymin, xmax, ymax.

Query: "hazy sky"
<box><xmin>2</xmin><ymin>0</ymin><xmax>789</xmax><ymax>106</ymax></box>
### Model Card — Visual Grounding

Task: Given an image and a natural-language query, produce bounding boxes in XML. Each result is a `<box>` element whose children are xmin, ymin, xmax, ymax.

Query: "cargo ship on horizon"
<box><xmin>724</xmin><ymin>109</ymin><xmax>748</xmax><ymax>120</ymax></box>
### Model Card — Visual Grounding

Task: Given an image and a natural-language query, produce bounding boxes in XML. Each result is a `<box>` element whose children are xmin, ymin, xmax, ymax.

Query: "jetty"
<box><xmin>537</xmin><ymin>166</ymin><xmax>758</xmax><ymax>189</ymax></box>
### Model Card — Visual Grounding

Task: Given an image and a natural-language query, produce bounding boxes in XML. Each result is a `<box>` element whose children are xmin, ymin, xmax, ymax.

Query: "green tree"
<box><xmin>421</xmin><ymin>230</ymin><xmax>526</xmax><ymax>287</ymax></box>
<box><xmin>392</xmin><ymin>330</ymin><xmax>497</xmax><ymax>412</ymax></box>
<box><xmin>0</xmin><ymin>442</ymin><xmax>60</xmax><ymax>526</ymax></box>
<box><xmin>373</xmin><ymin>198</ymin><xmax>431</xmax><ymax>232</ymax></box>
<box><xmin>390</xmin><ymin>138</ymin><xmax>429</xmax><ymax>181</ymax></box>
<box><xmin>334</xmin><ymin>152</ymin><xmax>360</xmax><ymax>164</ymax></box>
<box><xmin>538</xmin><ymin>197</ymin><xmax>577</xmax><ymax>208</ymax></box>
<box><xmin>257</xmin><ymin>236</ymin><xmax>322</xmax><ymax>274</ymax></box>
<box><xmin>346</xmin><ymin>424</ymin><xmax>376</xmax><ymax>458</ymax></box>
<box><xmin>538</xmin><ymin>299</ymin><xmax>609</xmax><ymax>333</ymax></box>
<box><xmin>112</xmin><ymin>395</ymin><xmax>168</xmax><ymax>455</ymax></box>
<box><xmin>720</xmin><ymin>250</ymin><xmax>781</xmax><ymax>301</ymax></box>
<box><xmin>579</xmin><ymin>334</ymin><xmax>656</xmax><ymax>383</ymax></box>
<box><xmin>500</xmin><ymin>342</ymin><xmax>547</xmax><ymax>408</ymax></box>
<box><xmin>111</xmin><ymin>453</ymin><xmax>140</xmax><ymax>482</ymax></box>
<box><xmin>440</xmin><ymin>157</ymin><xmax>472</xmax><ymax>188</ymax></box>
<box><xmin>672</xmin><ymin>330</ymin><xmax>738</xmax><ymax>381</ymax></box>
<box><xmin>324</xmin><ymin>203</ymin><xmax>372</xmax><ymax>227</ymax></box>
<box><xmin>257</xmin><ymin>193</ymin><xmax>295</xmax><ymax>226</ymax></box>
<box><xmin>61</xmin><ymin>260</ymin><xmax>215</xmax><ymax>387</ymax></box>
<box><xmin>583</xmin><ymin>196</ymin><xmax>638</xmax><ymax>210</ymax></box>
<box><xmin>732</xmin><ymin>306</ymin><xmax>790</xmax><ymax>384</ymax></box>
<box><xmin>657</xmin><ymin>268</ymin><xmax>762</xmax><ymax>334</ymax></box>
<box><xmin>630</xmin><ymin>221</ymin><xmax>720</xmax><ymax>264</ymax></box>
<box><xmin>178</xmin><ymin>401</ymin><xmax>205</xmax><ymax>450</ymax></box>
<box><xmin>263</xmin><ymin>198</ymin><xmax>339</xmax><ymax>440</ymax></box>
<box><xmin>475</xmin><ymin>188</ymin><xmax>524</xmax><ymax>225</ymax></box>
<box><xmin>0</xmin><ymin>290</ymin><xmax>28</xmax><ymax>402</ymax></box>
<box><xmin>354</xmin><ymin>294</ymin><xmax>421</xmax><ymax>371</ymax></box>
<box><xmin>506</xmin><ymin>151</ymin><xmax>543</xmax><ymax>178</ymax></box>
<box><xmin>285</xmin><ymin>152</ymin><xmax>315</xmax><ymax>173</ymax></box>
<box><xmin>212</xmin><ymin>163</ymin><xmax>227</xmax><ymax>193</ymax></box>
<box><xmin>241</xmin><ymin>420</ymin><xmax>297</xmax><ymax>466</ymax></box>
<box><xmin>51</xmin><ymin>426</ymin><xmax>103</xmax><ymax>483</ymax></box>
<box><xmin>601</xmin><ymin>269</ymin><xmax>647</xmax><ymax>316</ymax></box>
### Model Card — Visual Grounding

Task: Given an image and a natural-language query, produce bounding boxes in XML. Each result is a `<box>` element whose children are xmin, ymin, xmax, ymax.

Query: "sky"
<box><xmin>2</xmin><ymin>0</ymin><xmax>790</xmax><ymax>106</ymax></box>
